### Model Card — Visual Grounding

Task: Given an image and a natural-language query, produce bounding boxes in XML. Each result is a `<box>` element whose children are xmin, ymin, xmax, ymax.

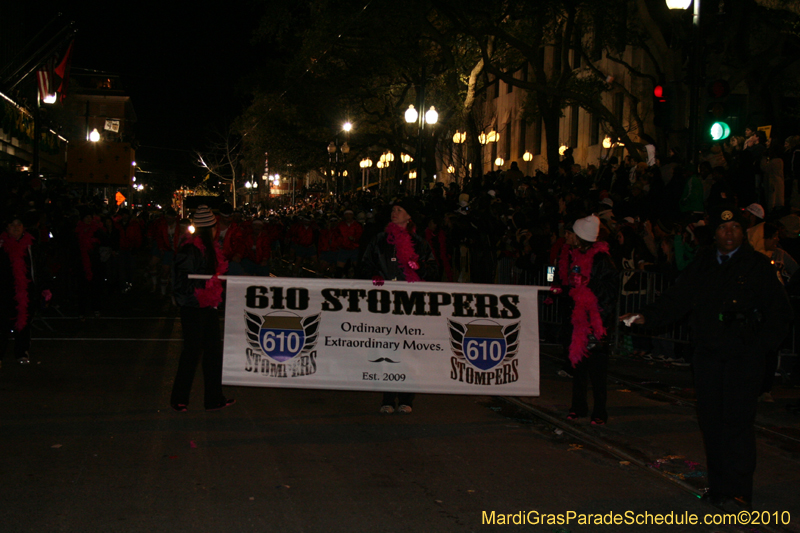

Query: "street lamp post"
<box><xmin>327</xmin><ymin>122</ymin><xmax>352</xmax><ymax>196</ymax></box>
<box><xmin>360</xmin><ymin>158</ymin><xmax>373</xmax><ymax>191</ymax></box>
<box><xmin>668</xmin><ymin>0</ymin><xmax>701</xmax><ymax>167</ymax></box>
<box><xmin>404</xmin><ymin>101</ymin><xmax>438</xmax><ymax>194</ymax></box>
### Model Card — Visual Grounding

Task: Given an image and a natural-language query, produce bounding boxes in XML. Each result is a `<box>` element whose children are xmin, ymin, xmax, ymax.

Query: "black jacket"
<box><xmin>358</xmin><ymin>229</ymin><xmax>438</xmax><ymax>282</ymax></box>
<box><xmin>642</xmin><ymin>243</ymin><xmax>792</xmax><ymax>352</ymax></box>
<box><xmin>588</xmin><ymin>252</ymin><xmax>620</xmax><ymax>331</ymax></box>
<box><xmin>172</xmin><ymin>242</ymin><xmax>217</xmax><ymax>308</ymax></box>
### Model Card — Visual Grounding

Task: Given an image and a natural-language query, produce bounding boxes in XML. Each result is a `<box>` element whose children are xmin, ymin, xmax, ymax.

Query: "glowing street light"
<box><xmin>343</xmin><ymin>121</ymin><xmax>352</xmax><ymax>132</ymax></box>
<box><xmin>405</xmin><ymin>105</ymin><xmax>418</xmax><ymax>124</ymax></box>
<box><xmin>453</xmin><ymin>131</ymin><xmax>466</xmax><ymax>144</ymax></box>
<box><xmin>522</xmin><ymin>151</ymin><xmax>533</xmax><ymax>162</ymax></box>
<box><xmin>89</xmin><ymin>128</ymin><xmax>100</xmax><ymax>142</ymax></box>
<box><xmin>424</xmin><ymin>106</ymin><xmax>438</xmax><ymax>125</ymax></box>
<box><xmin>666</xmin><ymin>0</ymin><xmax>692</xmax><ymax>8</ymax></box>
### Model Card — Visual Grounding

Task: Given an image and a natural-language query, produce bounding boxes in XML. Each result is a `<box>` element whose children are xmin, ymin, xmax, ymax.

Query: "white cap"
<box><xmin>573</xmin><ymin>215</ymin><xmax>601</xmax><ymax>243</ymax></box>
<box><xmin>746</xmin><ymin>203</ymin><xmax>765</xmax><ymax>219</ymax></box>
<box><xmin>600</xmin><ymin>197</ymin><xmax>614</xmax><ymax>207</ymax></box>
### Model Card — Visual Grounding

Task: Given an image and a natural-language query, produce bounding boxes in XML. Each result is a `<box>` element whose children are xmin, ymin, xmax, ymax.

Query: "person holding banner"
<box><xmin>560</xmin><ymin>214</ymin><xmax>618</xmax><ymax>426</ymax></box>
<box><xmin>359</xmin><ymin>198</ymin><xmax>438</xmax><ymax>414</ymax></box>
<box><xmin>170</xmin><ymin>205</ymin><xmax>235</xmax><ymax>412</ymax></box>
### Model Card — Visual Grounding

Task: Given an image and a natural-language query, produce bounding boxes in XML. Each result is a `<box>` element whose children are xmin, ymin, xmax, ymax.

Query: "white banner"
<box><xmin>222</xmin><ymin>277</ymin><xmax>544</xmax><ymax>396</ymax></box>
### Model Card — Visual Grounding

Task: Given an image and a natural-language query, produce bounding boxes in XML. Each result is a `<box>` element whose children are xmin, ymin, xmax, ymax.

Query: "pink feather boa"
<box><xmin>189</xmin><ymin>237</ymin><xmax>228</xmax><ymax>308</ymax></box>
<box><xmin>560</xmin><ymin>241</ymin><xmax>610</xmax><ymax>366</ymax></box>
<box><xmin>1</xmin><ymin>232</ymin><xmax>34</xmax><ymax>330</ymax></box>
<box><xmin>385</xmin><ymin>223</ymin><xmax>421</xmax><ymax>282</ymax></box>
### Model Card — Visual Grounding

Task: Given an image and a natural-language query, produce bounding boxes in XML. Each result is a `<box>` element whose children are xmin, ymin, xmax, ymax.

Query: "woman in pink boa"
<box><xmin>358</xmin><ymin>198</ymin><xmax>438</xmax><ymax>414</ymax></box>
<box><xmin>558</xmin><ymin>215</ymin><xmax>618</xmax><ymax>425</ymax></box>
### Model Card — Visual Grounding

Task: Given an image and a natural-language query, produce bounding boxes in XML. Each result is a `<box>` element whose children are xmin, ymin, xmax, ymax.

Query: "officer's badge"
<box><xmin>245</xmin><ymin>311</ymin><xmax>321</xmax><ymax>362</ymax></box>
<box><xmin>721</xmin><ymin>210</ymin><xmax>733</xmax><ymax>221</ymax></box>
<box><xmin>448</xmin><ymin>319</ymin><xmax>520</xmax><ymax>371</ymax></box>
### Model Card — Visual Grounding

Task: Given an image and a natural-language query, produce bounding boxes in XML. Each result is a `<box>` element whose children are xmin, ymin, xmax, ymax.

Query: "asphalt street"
<box><xmin>1</xmin><ymin>292</ymin><xmax>799</xmax><ymax>533</ymax></box>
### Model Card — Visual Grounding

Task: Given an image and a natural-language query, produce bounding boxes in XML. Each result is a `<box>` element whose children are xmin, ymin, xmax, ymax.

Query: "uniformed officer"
<box><xmin>620</xmin><ymin>204</ymin><xmax>792</xmax><ymax>509</ymax></box>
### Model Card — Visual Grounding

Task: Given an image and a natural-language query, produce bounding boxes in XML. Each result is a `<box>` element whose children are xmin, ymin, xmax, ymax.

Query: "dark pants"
<box><xmin>570</xmin><ymin>349</ymin><xmax>608</xmax><ymax>421</ymax></box>
<box><xmin>171</xmin><ymin>306</ymin><xmax>225</xmax><ymax>409</ymax></box>
<box><xmin>693</xmin><ymin>346</ymin><xmax>762</xmax><ymax>502</ymax></box>
<box><xmin>382</xmin><ymin>392</ymin><xmax>415</xmax><ymax>408</ymax></box>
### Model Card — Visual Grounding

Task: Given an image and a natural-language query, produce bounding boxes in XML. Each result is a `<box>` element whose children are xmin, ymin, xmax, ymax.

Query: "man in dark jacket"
<box><xmin>621</xmin><ymin>204</ymin><xmax>792</xmax><ymax>510</ymax></box>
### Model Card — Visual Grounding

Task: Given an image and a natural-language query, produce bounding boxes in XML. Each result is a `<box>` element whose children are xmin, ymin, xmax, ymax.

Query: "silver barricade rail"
<box><xmin>614</xmin><ymin>269</ymin><xmax>691</xmax><ymax>352</ymax></box>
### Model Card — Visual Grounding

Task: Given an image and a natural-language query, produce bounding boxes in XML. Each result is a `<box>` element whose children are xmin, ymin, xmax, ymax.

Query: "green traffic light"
<box><xmin>710</xmin><ymin>121</ymin><xmax>731</xmax><ymax>141</ymax></box>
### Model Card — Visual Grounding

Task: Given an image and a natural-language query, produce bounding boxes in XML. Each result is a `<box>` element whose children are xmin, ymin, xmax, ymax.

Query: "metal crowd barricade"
<box><xmin>613</xmin><ymin>269</ymin><xmax>691</xmax><ymax>352</ymax></box>
<box><xmin>497</xmin><ymin>259</ymin><xmax>694</xmax><ymax>352</ymax></box>
<box><xmin>498</xmin><ymin>261</ymin><xmax>563</xmax><ymax>331</ymax></box>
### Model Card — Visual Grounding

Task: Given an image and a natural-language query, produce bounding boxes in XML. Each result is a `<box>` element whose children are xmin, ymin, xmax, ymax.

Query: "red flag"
<box><xmin>53</xmin><ymin>40</ymin><xmax>74</xmax><ymax>102</ymax></box>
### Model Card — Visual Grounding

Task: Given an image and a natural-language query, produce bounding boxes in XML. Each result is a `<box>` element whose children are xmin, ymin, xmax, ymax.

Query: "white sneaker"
<box><xmin>379</xmin><ymin>405</ymin><xmax>395</xmax><ymax>414</ymax></box>
<box><xmin>397</xmin><ymin>405</ymin><xmax>412</xmax><ymax>414</ymax></box>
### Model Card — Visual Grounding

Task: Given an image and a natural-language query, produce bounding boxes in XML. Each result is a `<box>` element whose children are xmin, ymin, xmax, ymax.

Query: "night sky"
<box><xmin>27</xmin><ymin>1</ymin><xmax>266</xmax><ymax>175</ymax></box>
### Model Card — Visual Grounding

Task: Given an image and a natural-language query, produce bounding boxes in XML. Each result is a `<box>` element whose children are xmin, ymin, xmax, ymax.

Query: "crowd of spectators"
<box><xmin>2</xmin><ymin>132</ymin><xmax>800</xmax><ymax>386</ymax></box>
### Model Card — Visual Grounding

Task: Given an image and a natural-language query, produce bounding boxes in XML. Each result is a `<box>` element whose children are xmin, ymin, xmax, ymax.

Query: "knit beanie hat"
<box><xmin>573</xmin><ymin>215</ymin><xmax>600</xmax><ymax>243</ymax></box>
<box><xmin>193</xmin><ymin>205</ymin><xmax>217</xmax><ymax>228</ymax></box>
<box><xmin>392</xmin><ymin>197</ymin><xmax>421</xmax><ymax>223</ymax></box>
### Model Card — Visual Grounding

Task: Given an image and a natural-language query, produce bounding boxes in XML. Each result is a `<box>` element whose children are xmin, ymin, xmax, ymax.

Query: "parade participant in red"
<box><xmin>336</xmin><ymin>209</ymin><xmax>362</xmax><ymax>278</ymax></box>
<box><xmin>359</xmin><ymin>199</ymin><xmax>438</xmax><ymax>414</ymax></box>
<box><xmin>264</xmin><ymin>215</ymin><xmax>284</xmax><ymax>265</ymax></box>
<box><xmin>115</xmin><ymin>208</ymin><xmax>142</xmax><ymax>292</ymax></box>
<box><xmin>150</xmin><ymin>208</ymin><xmax>180</xmax><ymax>294</ymax></box>
<box><xmin>0</xmin><ymin>215</ymin><xmax>36</xmax><ymax>365</ymax></box>
<box><xmin>241</xmin><ymin>218</ymin><xmax>272</xmax><ymax>276</ymax></box>
<box><xmin>170</xmin><ymin>205</ymin><xmax>234</xmax><ymax>412</ymax></box>
<box><xmin>288</xmin><ymin>214</ymin><xmax>318</xmax><ymax>276</ymax></box>
<box><xmin>76</xmin><ymin>209</ymin><xmax>103</xmax><ymax>316</ymax></box>
<box><xmin>214</xmin><ymin>203</ymin><xmax>246</xmax><ymax>275</ymax></box>
<box><xmin>318</xmin><ymin>216</ymin><xmax>342</xmax><ymax>277</ymax></box>
<box><xmin>558</xmin><ymin>215</ymin><xmax>618</xmax><ymax>425</ymax></box>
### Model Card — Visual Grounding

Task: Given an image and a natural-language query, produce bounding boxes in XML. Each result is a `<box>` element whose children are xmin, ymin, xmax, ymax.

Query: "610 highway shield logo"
<box><xmin>245</xmin><ymin>311</ymin><xmax>321</xmax><ymax>362</ymax></box>
<box><xmin>448</xmin><ymin>319</ymin><xmax>520</xmax><ymax>371</ymax></box>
